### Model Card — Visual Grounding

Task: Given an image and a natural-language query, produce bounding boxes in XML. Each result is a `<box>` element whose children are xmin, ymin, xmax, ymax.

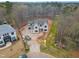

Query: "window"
<box><xmin>0</xmin><ymin>41</ymin><xmax>3</xmax><ymax>44</ymax></box>
<box><xmin>40</xmin><ymin>29</ymin><xmax>43</xmax><ymax>31</ymax></box>
<box><xmin>30</xmin><ymin>24</ymin><xmax>32</xmax><ymax>25</ymax></box>
<box><xmin>3</xmin><ymin>34</ymin><xmax>4</xmax><ymax>36</ymax></box>
<box><xmin>11</xmin><ymin>32</ymin><xmax>14</xmax><ymax>35</ymax></box>
<box><xmin>35</xmin><ymin>30</ymin><xmax>38</xmax><ymax>32</ymax></box>
<box><xmin>28</xmin><ymin>27</ymin><xmax>31</xmax><ymax>30</ymax></box>
<box><xmin>40</xmin><ymin>25</ymin><xmax>42</xmax><ymax>27</ymax></box>
<box><xmin>44</xmin><ymin>29</ymin><xmax>47</xmax><ymax>31</ymax></box>
<box><xmin>5</xmin><ymin>34</ymin><xmax>6</xmax><ymax>36</ymax></box>
<box><xmin>45</xmin><ymin>25</ymin><xmax>47</xmax><ymax>28</ymax></box>
<box><xmin>35</xmin><ymin>26</ymin><xmax>37</xmax><ymax>28</ymax></box>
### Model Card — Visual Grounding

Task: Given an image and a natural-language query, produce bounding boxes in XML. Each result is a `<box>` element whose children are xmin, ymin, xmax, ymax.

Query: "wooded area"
<box><xmin>0</xmin><ymin>2</ymin><xmax>79</xmax><ymax>57</ymax></box>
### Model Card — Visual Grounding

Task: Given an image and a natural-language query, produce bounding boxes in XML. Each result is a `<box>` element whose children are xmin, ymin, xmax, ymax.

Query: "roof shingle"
<box><xmin>0</xmin><ymin>24</ymin><xmax>15</xmax><ymax>36</ymax></box>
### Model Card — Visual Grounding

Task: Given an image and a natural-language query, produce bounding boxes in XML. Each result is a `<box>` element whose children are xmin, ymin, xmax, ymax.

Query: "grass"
<box><xmin>40</xmin><ymin>21</ymin><xmax>72</xmax><ymax>58</ymax></box>
<box><xmin>23</xmin><ymin>41</ymin><xmax>29</xmax><ymax>53</ymax></box>
<box><xmin>40</xmin><ymin>45</ymin><xmax>71</xmax><ymax>58</ymax></box>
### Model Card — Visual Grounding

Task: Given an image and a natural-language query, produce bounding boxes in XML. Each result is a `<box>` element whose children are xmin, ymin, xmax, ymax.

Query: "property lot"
<box><xmin>20</xmin><ymin>19</ymin><xmax>54</xmax><ymax>58</ymax></box>
<box><xmin>0</xmin><ymin>30</ymin><xmax>25</xmax><ymax>58</ymax></box>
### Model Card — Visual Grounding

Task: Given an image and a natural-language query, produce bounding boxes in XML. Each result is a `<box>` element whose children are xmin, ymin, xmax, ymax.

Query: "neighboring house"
<box><xmin>0</xmin><ymin>24</ymin><xmax>17</xmax><ymax>47</ymax></box>
<box><xmin>27</xmin><ymin>19</ymin><xmax>48</xmax><ymax>33</ymax></box>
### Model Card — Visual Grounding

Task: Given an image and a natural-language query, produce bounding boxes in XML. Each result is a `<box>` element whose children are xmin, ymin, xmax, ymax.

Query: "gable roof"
<box><xmin>27</xmin><ymin>18</ymin><xmax>48</xmax><ymax>29</ymax></box>
<box><xmin>0</xmin><ymin>24</ymin><xmax>15</xmax><ymax>36</ymax></box>
<box><xmin>28</xmin><ymin>18</ymin><xmax>48</xmax><ymax>25</ymax></box>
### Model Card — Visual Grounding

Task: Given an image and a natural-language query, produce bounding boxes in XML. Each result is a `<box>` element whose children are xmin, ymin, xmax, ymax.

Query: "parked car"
<box><xmin>19</xmin><ymin>53</ymin><xmax>28</xmax><ymax>58</ymax></box>
<box><xmin>25</xmin><ymin>35</ymin><xmax>31</xmax><ymax>41</ymax></box>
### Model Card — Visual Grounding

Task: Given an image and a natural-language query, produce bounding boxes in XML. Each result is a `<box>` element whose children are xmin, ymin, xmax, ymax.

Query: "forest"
<box><xmin>0</xmin><ymin>1</ymin><xmax>79</xmax><ymax>57</ymax></box>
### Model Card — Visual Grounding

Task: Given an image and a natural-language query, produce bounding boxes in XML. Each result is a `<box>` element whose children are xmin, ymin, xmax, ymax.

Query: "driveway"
<box><xmin>20</xmin><ymin>19</ymin><xmax>54</xmax><ymax>58</ymax></box>
<box><xmin>27</xmin><ymin>40</ymin><xmax>40</xmax><ymax>52</ymax></box>
<box><xmin>27</xmin><ymin>39</ymin><xmax>54</xmax><ymax>58</ymax></box>
<box><xmin>27</xmin><ymin>52</ymin><xmax>54</xmax><ymax>58</ymax></box>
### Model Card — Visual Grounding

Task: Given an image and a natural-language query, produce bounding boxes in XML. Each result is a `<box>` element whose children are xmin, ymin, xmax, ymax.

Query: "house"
<box><xmin>27</xmin><ymin>19</ymin><xmax>48</xmax><ymax>33</ymax></box>
<box><xmin>0</xmin><ymin>24</ymin><xmax>17</xmax><ymax>47</ymax></box>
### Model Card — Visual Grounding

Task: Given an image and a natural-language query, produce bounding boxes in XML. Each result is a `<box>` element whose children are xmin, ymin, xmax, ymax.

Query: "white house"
<box><xmin>0</xmin><ymin>24</ymin><xmax>17</xmax><ymax>47</ymax></box>
<box><xmin>27</xmin><ymin>19</ymin><xmax>48</xmax><ymax>33</ymax></box>
<box><xmin>43</xmin><ymin>22</ymin><xmax>48</xmax><ymax>32</ymax></box>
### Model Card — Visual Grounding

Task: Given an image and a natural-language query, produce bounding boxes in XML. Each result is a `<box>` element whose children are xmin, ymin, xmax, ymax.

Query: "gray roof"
<box><xmin>27</xmin><ymin>18</ymin><xmax>48</xmax><ymax>29</ymax></box>
<box><xmin>28</xmin><ymin>18</ymin><xmax>48</xmax><ymax>25</ymax></box>
<box><xmin>0</xmin><ymin>24</ymin><xmax>15</xmax><ymax>36</ymax></box>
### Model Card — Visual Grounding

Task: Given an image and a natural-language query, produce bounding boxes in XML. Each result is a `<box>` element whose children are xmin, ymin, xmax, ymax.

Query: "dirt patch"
<box><xmin>69</xmin><ymin>50</ymin><xmax>79</xmax><ymax>58</ymax></box>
